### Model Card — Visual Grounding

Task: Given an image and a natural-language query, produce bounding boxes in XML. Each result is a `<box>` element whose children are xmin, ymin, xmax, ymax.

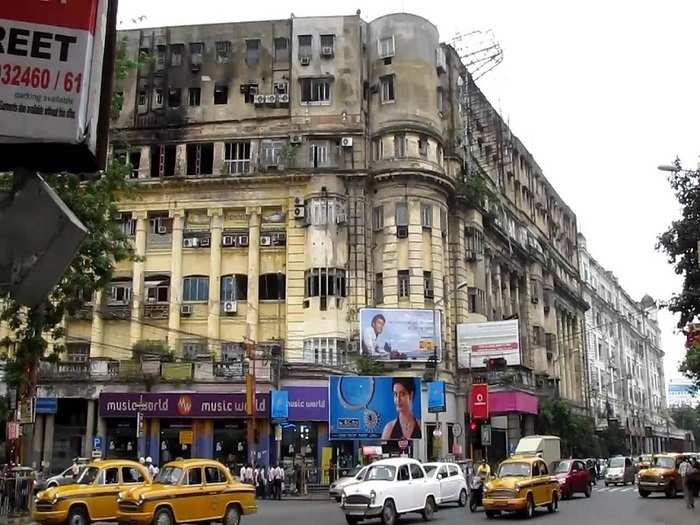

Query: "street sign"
<box><xmin>36</xmin><ymin>397</ymin><xmax>58</xmax><ymax>414</ymax></box>
<box><xmin>481</xmin><ymin>424</ymin><xmax>492</xmax><ymax>446</ymax></box>
<box><xmin>93</xmin><ymin>436</ymin><xmax>103</xmax><ymax>450</ymax></box>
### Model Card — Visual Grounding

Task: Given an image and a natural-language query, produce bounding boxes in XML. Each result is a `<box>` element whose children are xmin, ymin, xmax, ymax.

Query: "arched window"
<box><xmin>183</xmin><ymin>275</ymin><xmax>209</xmax><ymax>302</ymax></box>
<box><xmin>220</xmin><ymin>274</ymin><xmax>248</xmax><ymax>301</ymax></box>
<box><xmin>259</xmin><ymin>273</ymin><xmax>285</xmax><ymax>300</ymax></box>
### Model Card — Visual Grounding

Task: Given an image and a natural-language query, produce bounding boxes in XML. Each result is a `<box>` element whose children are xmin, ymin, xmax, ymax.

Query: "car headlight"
<box><xmin>514</xmin><ymin>483</ymin><xmax>521</xmax><ymax>492</ymax></box>
<box><xmin>370</xmin><ymin>490</ymin><xmax>376</xmax><ymax>505</ymax></box>
<box><xmin>51</xmin><ymin>495</ymin><xmax>59</xmax><ymax>505</ymax></box>
<box><xmin>341</xmin><ymin>492</ymin><xmax>346</xmax><ymax>506</ymax></box>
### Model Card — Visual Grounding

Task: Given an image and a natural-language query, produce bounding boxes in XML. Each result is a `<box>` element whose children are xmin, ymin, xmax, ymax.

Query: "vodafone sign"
<box><xmin>469</xmin><ymin>384</ymin><xmax>489</xmax><ymax>420</ymax></box>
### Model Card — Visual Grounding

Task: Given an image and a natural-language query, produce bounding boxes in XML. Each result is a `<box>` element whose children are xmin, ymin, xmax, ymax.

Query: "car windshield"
<box><xmin>365</xmin><ymin>465</ymin><xmax>396</xmax><ymax>481</ymax></box>
<box><xmin>77</xmin><ymin>467</ymin><xmax>99</xmax><ymax>485</ymax></box>
<box><xmin>554</xmin><ymin>461</ymin><xmax>571</xmax><ymax>473</ymax></box>
<box><xmin>498</xmin><ymin>462</ymin><xmax>531</xmax><ymax>478</ymax></box>
<box><xmin>423</xmin><ymin>465</ymin><xmax>438</xmax><ymax>475</ymax></box>
<box><xmin>154</xmin><ymin>466</ymin><xmax>183</xmax><ymax>485</ymax></box>
<box><xmin>348</xmin><ymin>466</ymin><xmax>363</xmax><ymax>477</ymax></box>
<box><xmin>609</xmin><ymin>458</ymin><xmax>625</xmax><ymax>468</ymax></box>
<box><xmin>652</xmin><ymin>457</ymin><xmax>675</xmax><ymax>469</ymax></box>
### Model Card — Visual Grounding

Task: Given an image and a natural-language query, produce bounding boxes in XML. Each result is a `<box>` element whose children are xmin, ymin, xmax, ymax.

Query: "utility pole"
<box><xmin>245</xmin><ymin>339</ymin><xmax>257</xmax><ymax>466</ymax></box>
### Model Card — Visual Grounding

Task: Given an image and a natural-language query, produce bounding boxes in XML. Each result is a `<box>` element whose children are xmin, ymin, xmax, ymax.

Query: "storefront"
<box><xmin>484</xmin><ymin>389</ymin><xmax>538</xmax><ymax>464</ymax></box>
<box><xmin>98</xmin><ymin>392</ymin><xmax>269</xmax><ymax>467</ymax></box>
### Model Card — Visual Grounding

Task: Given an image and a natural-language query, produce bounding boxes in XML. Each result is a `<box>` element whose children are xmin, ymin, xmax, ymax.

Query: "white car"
<box><xmin>340</xmin><ymin>458</ymin><xmax>440</xmax><ymax>525</ymax></box>
<box><xmin>423</xmin><ymin>462</ymin><xmax>468</xmax><ymax>507</ymax></box>
<box><xmin>330</xmin><ymin>466</ymin><xmax>368</xmax><ymax>501</ymax></box>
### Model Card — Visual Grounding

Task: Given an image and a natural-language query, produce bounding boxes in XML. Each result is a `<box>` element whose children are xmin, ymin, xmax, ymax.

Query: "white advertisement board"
<box><xmin>360</xmin><ymin>308</ymin><xmax>442</xmax><ymax>362</ymax></box>
<box><xmin>0</xmin><ymin>1</ymin><xmax>108</xmax><ymax>155</ymax></box>
<box><xmin>457</xmin><ymin>319</ymin><xmax>521</xmax><ymax>369</ymax></box>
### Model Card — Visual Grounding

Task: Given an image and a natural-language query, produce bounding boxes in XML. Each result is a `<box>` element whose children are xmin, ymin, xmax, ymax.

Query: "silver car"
<box><xmin>41</xmin><ymin>458</ymin><xmax>91</xmax><ymax>489</ymax></box>
<box><xmin>330</xmin><ymin>466</ymin><xmax>368</xmax><ymax>501</ymax></box>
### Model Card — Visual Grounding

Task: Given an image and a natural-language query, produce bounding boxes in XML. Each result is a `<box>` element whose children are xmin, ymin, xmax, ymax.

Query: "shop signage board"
<box><xmin>35</xmin><ymin>397</ymin><xmax>58</xmax><ymax>414</ymax></box>
<box><xmin>469</xmin><ymin>384</ymin><xmax>489</xmax><ymax>420</ymax></box>
<box><xmin>271</xmin><ymin>390</ymin><xmax>289</xmax><ymax>420</ymax></box>
<box><xmin>360</xmin><ymin>308</ymin><xmax>442</xmax><ymax>362</ymax></box>
<box><xmin>99</xmin><ymin>392</ymin><xmax>269</xmax><ymax>418</ymax></box>
<box><xmin>427</xmin><ymin>381</ymin><xmax>446</xmax><ymax>413</ymax></box>
<box><xmin>457</xmin><ymin>320</ymin><xmax>521</xmax><ymax>369</ymax></box>
<box><xmin>179</xmin><ymin>430</ymin><xmax>193</xmax><ymax>445</ymax></box>
<box><xmin>329</xmin><ymin>376</ymin><xmax>422</xmax><ymax>440</ymax></box>
<box><xmin>284</xmin><ymin>386</ymin><xmax>328</xmax><ymax>421</ymax></box>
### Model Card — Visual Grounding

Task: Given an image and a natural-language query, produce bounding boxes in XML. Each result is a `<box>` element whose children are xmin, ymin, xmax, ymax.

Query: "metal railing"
<box><xmin>0</xmin><ymin>470</ymin><xmax>34</xmax><ymax>518</ymax></box>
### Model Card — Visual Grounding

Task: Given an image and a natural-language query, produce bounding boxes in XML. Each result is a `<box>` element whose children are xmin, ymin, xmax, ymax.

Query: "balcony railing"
<box><xmin>39</xmin><ymin>360</ymin><xmax>90</xmax><ymax>380</ymax></box>
<box><xmin>143</xmin><ymin>304</ymin><xmax>169</xmax><ymax>320</ymax></box>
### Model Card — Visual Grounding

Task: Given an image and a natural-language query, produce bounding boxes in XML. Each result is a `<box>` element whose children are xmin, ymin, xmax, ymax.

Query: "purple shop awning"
<box><xmin>99</xmin><ymin>392</ymin><xmax>268</xmax><ymax>418</ymax></box>
<box><xmin>489</xmin><ymin>390</ymin><xmax>539</xmax><ymax>415</ymax></box>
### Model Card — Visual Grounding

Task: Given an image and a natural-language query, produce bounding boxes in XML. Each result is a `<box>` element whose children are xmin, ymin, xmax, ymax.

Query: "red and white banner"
<box><xmin>469</xmin><ymin>383</ymin><xmax>489</xmax><ymax>420</ymax></box>
<box><xmin>0</xmin><ymin>0</ymin><xmax>108</xmax><ymax>149</ymax></box>
<box><xmin>457</xmin><ymin>320</ymin><xmax>521</xmax><ymax>369</ymax></box>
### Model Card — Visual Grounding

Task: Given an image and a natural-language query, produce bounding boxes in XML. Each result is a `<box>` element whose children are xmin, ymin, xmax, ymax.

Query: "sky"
<box><xmin>116</xmin><ymin>0</ymin><xmax>700</xmax><ymax>384</ymax></box>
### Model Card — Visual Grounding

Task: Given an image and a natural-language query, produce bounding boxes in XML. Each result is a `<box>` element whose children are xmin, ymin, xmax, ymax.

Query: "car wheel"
<box><xmin>485</xmin><ymin>510</ymin><xmax>500</xmax><ymax>519</ymax></box>
<box><xmin>458</xmin><ymin>489</ymin><xmax>468</xmax><ymax>507</ymax></box>
<box><xmin>421</xmin><ymin>496</ymin><xmax>436</xmax><ymax>521</ymax></box>
<box><xmin>48</xmin><ymin>482</ymin><xmax>58</xmax><ymax>489</ymax></box>
<box><xmin>67</xmin><ymin>506</ymin><xmax>88</xmax><ymax>525</ymax></box>
<box><xmin>154</xmin><ymin>507</ymin><xmax>174</xmax><ymax>525</ymax></box>
<box><xmin>639</xmin><ymin>489</ymin><xmax>649</xmax><ymax>498</ymax></box>
<box><xmin>584</xmin><ymin>483</ymin><xmax>592</xmax><ymax>498</ymax></box>
<box><xmin>381</xmin><ymin>500</ymin><xmax>397</xmax><ymax>525</ymax></box>
<box><xmin>346</xmin><ymin>516</ymin><xmax>361</xmax><ymax>525</ymax></box>
<box><xmin>547</xmin><ymin>492</ymin><xmax>558</xmax><ymax>513</ymax></box>
<box><xmin>469</xmin><ymin>495</ymin><xmax>478</xmax><ymax>513</ymax></box>
<box><xmin>223</xmin><ymin>505</ymin><xmax>241</xmax><ymax>525</ymax></box>
<box><xmin>524</xmin><ymin>494</ymin><xmax>535</xmax><ymax>519</ymax></box>
<box><xmin>665</xmin><ymin>484</ymin><xmax>676</xmax><ymax>499</ymax></box>
<box><xmin>605</xmin><ymin>482</ymin><xmax>609</xmax><ymax>487</ymax></box>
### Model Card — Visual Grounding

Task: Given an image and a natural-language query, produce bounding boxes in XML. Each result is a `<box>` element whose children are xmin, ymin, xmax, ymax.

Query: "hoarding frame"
<box><xmin>457</xmin><ymin>319</ymin><xmax>521</xmax><ymax>369</ymax></box>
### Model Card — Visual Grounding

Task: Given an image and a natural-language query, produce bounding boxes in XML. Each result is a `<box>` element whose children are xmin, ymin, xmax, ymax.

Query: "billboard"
<box><xmin>427</xmin><ymin>381</ymin><xmax>446</xmax><ymax>413</ymax></box>
<box><xmin>457</xmin><ymin>320</ymin><xmax>521</xmax><ymax>369</ymax></box>
<box><xmin>271</xmin><ymin>390</ymin><xmax>289</xmax><ymax>420</ymax></box>
<box><xmin>329</xmin><ymin>376</ymin><xmax>423</xmax><ymax>440</ymax></box>
<box><xmin>469</xmin><ymin>384</ymin><xmax>489</xmax><ymax>420</ymax></box>
<box><xmin>360</xmin><ymin>308</ymin><xmax>442</xmax><ymax>362</ymax></box>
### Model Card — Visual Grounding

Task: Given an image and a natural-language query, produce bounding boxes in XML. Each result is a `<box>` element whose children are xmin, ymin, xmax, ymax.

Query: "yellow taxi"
<box><xmin>33</xmin><ymin>459</ymin><xmax>150</xmax><ymax>525</ymax></box>
<box><xmin>638</xmin><ymin>453</ymin><xmax>686</xmax><ymax>498</ymax></box>
<box><xmin>483</xmin><ymin>455</ymin><xmax>560</xmax><ymax>519</ymax></box>
<box><xmin>116</xmin><ymin>458</ymin><xmax>256</xmax><ymax>525</ymax></box>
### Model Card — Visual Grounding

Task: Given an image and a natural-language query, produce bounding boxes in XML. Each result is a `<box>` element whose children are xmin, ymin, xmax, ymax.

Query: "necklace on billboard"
<box><xmin>337</xmin><ymin>376</ymin><xmax>380</xmax><ymax>431</ymax></box>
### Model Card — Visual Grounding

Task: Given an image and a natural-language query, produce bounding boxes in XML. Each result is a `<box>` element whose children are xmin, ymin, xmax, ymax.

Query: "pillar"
<box><xmin>557</xmin><ymin>311</ymin><xmax>567</xmax><ymax>398</ymax></box>
<box><xmin>208</xmin><ymin>208</ymin><xmax>224</xmax><ymax>354</ymax></box>
<box><xmin>147</xmin><ymin>418</ymin><xmax>160</xmax><ymax>465</ymax></box>
<box><xmin>494</xmin><ymin>265</ymin><xmax>503</xmax><ymax>319</ymax></box>
<box><xmin>168</xmin><ymin>209</ymin><xmax>186</xmax><ymax>351</ymax></box>
<box><xmin>130</xmin><ymin>211</ymin><xmax>148</xmax><ymax>344</ymax></box>
<box><xmin>83</xmin><ymin>400</ymin><xmax>96</xmax><ymax>457</ymax></box>
<box><xmin>32</xmin><ymin>414</ymin><xmax>44</xmax><ymax>471</ymax></box>
<box><xmin>97</xmin><ymin>417</ymin><xmax>107</xmax><ymax>456</ymax></box>
<box><xmin>485</xmin><ymin>256</ymin><xmax>493</xmax><ymax>318</ymax></box>
<box><xmin>503</xmin><ymin>269</ymin><xmax>512</xmax><ymax>318</ymax></box>
<box><xmin>42</xmin><ymin>414</ymin><xmax>55</xmax><ymax>470</ymax></box>
<box><xmin>90</xmin><ymin>290</ymin><xmax>105</xmax><ymax>357</ymax></box>
<box><xmin>567</xmin><ymin>315</ymin><xmax>575</xmax><ymax>401</ymax></box>
<box><xmin>246</xmin><ymin>208</ymin><xmax>261</xmax><ymax>344</ymax></box>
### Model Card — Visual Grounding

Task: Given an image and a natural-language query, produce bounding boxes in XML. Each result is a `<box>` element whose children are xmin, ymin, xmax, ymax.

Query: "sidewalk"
<box><xmin>4</xmin><ymin>516</ymin><xmax>34</xmax><ymax>525</ymax></box>
<box><xmin>263</xmin><ymin>493</ymin><xmax>333</xmax><ymax>502</ymax></box>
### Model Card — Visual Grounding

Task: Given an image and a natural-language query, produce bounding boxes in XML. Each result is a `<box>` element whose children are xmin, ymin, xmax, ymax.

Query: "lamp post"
<box><xmin>431</xmin><ymin>280</ymin><xmax>469</xmax><ymax>376</ymax></box>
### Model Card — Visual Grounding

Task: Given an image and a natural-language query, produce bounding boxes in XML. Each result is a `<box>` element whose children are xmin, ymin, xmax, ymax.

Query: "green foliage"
<box><xmin>132</xmin><ymin>340</ymin><xmax>174</xmax><ymax>362</ymax></box>
<box><xmin>456</xmin><ymin>171</ymin><xmax>496</xmax><ymax>209</ymax></box>
<box><xmin>598</xmin><ymin>420</ymin><xmax>627</xmax><ymax>457</ymax></box>
<box><xmin>536</xmin><ymin>398</ymin><xmax>602</xmax><ymax>457</ymax></box>
<box><xmin>670</xmin><ymin>405</ymin><xmax>700</xmax><ymax>444</ymax></box>
<box><xmin>352</xmin><ymin>355</ymin><xmax>385</xmax><ymax>376</ymax></box>
<box><xmin>279</xmin><ymin>143</ymin><xmax>300</xmax><ymax>166</ymax></box>
<box><xmin>680</xmin><ymin>336</ymin><xmax>700</xmax><ymax>387</ymax></box>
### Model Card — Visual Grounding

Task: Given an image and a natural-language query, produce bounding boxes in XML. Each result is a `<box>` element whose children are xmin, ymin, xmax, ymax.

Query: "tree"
<box><xmin>535</xmin><ymin>398</ymin><xmax>601</xmax><ymax>457</ymax></box>
<box><xmin>657</xmin><ymin>158</ymin><xmax>700</xmax><ymax>383</ymax></box>
<box><xmin>670</xmin><ymin>405</ymin><xmax>700</xmax><ymax>444</ymax></box>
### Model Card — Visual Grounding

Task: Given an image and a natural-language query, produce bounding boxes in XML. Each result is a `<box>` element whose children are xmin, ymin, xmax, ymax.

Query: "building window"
<box><xmin>398</xmin><ymin>270</ymin><xmax>410</xmax><ymax>298</ymax></box>
<box><xmin>300</xmin><ymin>78</ymin><xmax>331</xmax><ymax>104</ymax></box>
<box><xmin>380</xmin><ymin>75</ymin><xmax>395</xmax><ymax>103</ymax></box>
<box><xmin>303</xmin><ymin>338</ymin><xmax>348</xmax><ymax>367</ymax></box>
<box><xmin>186</xmin><ymin>143</ymin><xmax>214</xmax><ymax>176</ymax></box>
<box><xmin>66</xmin><ymin>343</ymin><xmax>90</xmax><ymax>362</ymax></box>
<box><xmin>182</xmin><ymin>341</ymin><xmax>207</xmax><ymax>360</ymax></box>
<box><xmin>468</xmin><ymin>287</ymin><xmax>486</xmax><ymax>315</ymax></box>
<box><xmin>190</xmin><ymin>42</ymin><xmax>203</xmax><ymax>67</ymax></box>
<box><xmin>150</xmin><ymin>144</ymin><xmax>176</xmax><ymax>177</ymax></box>
<box><xmin>155</xmin><ymin>45</ymin><xmax>166</xmax><ymax>70</ymax></box>
<box><xmin>372</xmin><ymin>206</ymin><xmax>384</xmax><ymax>231</ymax></box>
<box><xmin>395</xmin><ymin>202</ymin><xmax>408</xmax><ymax>226</ymax></box>
<box><xmin>274</xmin><ymin>37</ymin><xmax>289</xmax><ymax>63</ymax></box>
<box><xmin>187</xmin><ymin>87</ymin><xmax>201</xmax><ymax>106</ymax></box>
<box><xmin>394</xmin><ymin>134</ymin><xmax>406</xmax><ymax>158</ymax></box>
<box><xmin>378</xmin><ymin>36</ymin><xmax>395</xmax><ymax>58</ymax></box>
<box><xmin>309</xmin><ymin>141</ymin><xmax>329</xmax><ymax>168</ymax></box>
<box><xmin>108</xmin><ymin>282</ymin><xmax>132</xmax><ymax>305</ymax></box>
<box><xmin>220</xmin><ymin>274</ymin><xmax>248</xmax><ymax>302</ymax></box>
<box><xmin>167</xmin><ymin>88</ymin><xmax>181</xmax><ymax>108</ymax></box>
<box><xmin>241</xmin><ymin>83</ymin><xmax>258</xmax><ymax>104</ymax></box>
<box><xmin>215</xmin><ymin>41</ymin><xmax>231</xmax><ymax>63</ymax></box>
<box><xmin>214</xmin><ymin>84</ymin><xmax>228</xmax><ymax>104</ymax></box>
<box><xmin>530</xmin><ymin>278</ymin><xmax>539</xmax><ymax>303</ymax></box>
<box><xmin>183</xmin><ymin>276</ymin><xmax>209</xmax><ymax>302</ymax></box>
<box><xmin>320</xmin><ymin>34</ymin><xmax>335</xmax><ymax>56</ymax></box>
<box><xmin>464</xmin><ymin>225</ymin><xmax>484</xmax><ymax>259</ymax></box>
<box><xmin>418</xmin><ymin>136</ymin><xmax>428</xmax><ymax>158</ymax></box>
<box><xmin>170</xmin><ymin>44</ymin><xmax>183</xmax><ymax>66</ymax></box>
<box><xmin>372</xmin><ymin>138</ymin><xmax>384</xmax><ymax>160</ymax></box>
<box><xmin>152</xmin><ymin>88</ymin><xmax>163</xmax><ymax>109</ymax></box>
<box><xmin>375</xmin><ymin>273</ymin><xmax>384</xmax><ymax>304</ymax></box>
<box><xmin>304</xmin><ymin>268</ymin><xmax>347</xmax><ymax>310</ymax></box>
<box><xmin>306</xmin><ymin>198</ymin><xmax>346</xmax><ymax>226</ymax></box>
<box><xmin>421</xmin><ymin>203</ymin><xmax>433</xmax><ymax>228</ymax></box>
<box><xmin>127</xmin><ymin>151</ymin><xmax>140</xmax><ymax>179</ymax></box>
<box><xmin>298</xmin><ymin>35</ymin><xmax>312</xmax><ymax>59</ymax></box>
<box><xmin>424</xmin><ymin>271</ymin><xmax>434</xmax><ymax>299</ymax></box>
<box><xmin>437</xmin><ymin>87</ymin><xmax>444</xmax><ymax>113</ymax></box>
<box><xmin>260</xmin><ymin>140</ymin><xmax>285</xmax><ymax>167</ymax></box>
<box><xmin>245</xmin><ymin>39</ymin><xmax>260</xmax><ymax>66</ymax></box>
<box><xmin>224</xmin><ymin>141</ymin><xmax>251</xmax><ymax>175</ymax></box>
<box><xmin>259</xmin><ymin>273</ymin><xmax>285</xmax><ymax>300</ymax></box>
<box><xmin>137</xmin><ymin>87</ymin><xmax>148</xmax><ymax>108</ymax></box>
<box><xmin>145</xmin><ymin>274</ymin><xmax>170</xmax><ymax>303</ymax></box>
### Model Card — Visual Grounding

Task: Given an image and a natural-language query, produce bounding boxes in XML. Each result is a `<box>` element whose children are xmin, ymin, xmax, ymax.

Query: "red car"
<box><xmin>553</xmin><ymin>459</ymin><xmax>592</xmax><ymax>499</ymax></box>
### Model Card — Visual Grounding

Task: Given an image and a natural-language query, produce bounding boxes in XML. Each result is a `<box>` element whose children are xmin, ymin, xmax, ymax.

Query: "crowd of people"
<box><xmin>236</xmin><ymin>463</ymin><xmax>311</xmax><ymax>499</ymax></box>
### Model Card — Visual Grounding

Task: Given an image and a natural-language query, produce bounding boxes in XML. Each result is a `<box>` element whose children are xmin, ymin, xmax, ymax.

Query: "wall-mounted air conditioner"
<box><xmin>180</xmin><ymin>304</ymin><xmax>193</xmax><ymax>315</ymax></box>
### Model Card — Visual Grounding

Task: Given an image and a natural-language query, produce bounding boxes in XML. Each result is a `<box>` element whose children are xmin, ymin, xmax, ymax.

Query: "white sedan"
<box><xmin>423</xmin><ymin>462</ymin><xmax>468</xmax><ymax>507</ymax></box>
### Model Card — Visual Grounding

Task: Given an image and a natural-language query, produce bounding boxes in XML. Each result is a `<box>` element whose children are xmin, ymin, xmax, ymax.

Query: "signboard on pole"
<box><xmin>481</xmin><ymin>424</ymin><xmax>492</xmax><ymax>446</ymax></box>
<box><xmin>427</xmin><ymin>381</ymin><xmax>446</xmax><ymax>413</ymax></box>
<box><xmin>457</xmin><ymin>320</ymin><xmax>521</xmax><ymax>369</ymax></box>
<box><xmin>271</xmin><ymin>390</ymin><xmax>289</xmax><ymax>420</ymax></box>
<box><xmin>469</xmin><ymin>384</ymin><xmax>489</xmax><ymax>420</ymax></box>
<box><xmin>360</xmin><ymin>308</ymin><xmax>442</xmax><ymax>362</ymax></box>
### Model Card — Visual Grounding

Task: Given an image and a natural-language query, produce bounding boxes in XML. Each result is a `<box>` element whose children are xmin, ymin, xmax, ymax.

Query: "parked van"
<box><xmin>514</xmin><ymin>435</ymin><xmax>562</xmax><ymax>471</ymax></box>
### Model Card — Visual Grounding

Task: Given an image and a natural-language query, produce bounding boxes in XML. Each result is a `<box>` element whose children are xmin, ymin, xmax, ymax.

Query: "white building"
<box><xmin>668</xmin><ymin>378</ymin><xmax>699</xmax><ymax>408</ymax></box>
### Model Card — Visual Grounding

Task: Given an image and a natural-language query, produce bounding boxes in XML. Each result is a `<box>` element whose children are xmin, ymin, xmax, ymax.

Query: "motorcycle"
<box><xmin>469</xmin><ymin>475</ymin><xmax>484</xmax><ymax>512</ymax></box>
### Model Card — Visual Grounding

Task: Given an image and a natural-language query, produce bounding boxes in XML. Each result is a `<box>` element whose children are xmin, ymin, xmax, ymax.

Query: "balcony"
<box><xmin>143</xmin><ymin>304</ymin><xmax>169</xmax><ymax>320</ymax></box>
<box><xmin>39</xmin><ymin>360</ymin><xmax>90</xmax><ymax>380</ymax></box>
<box><xmin>161</xmin><ymin>362</ymin><xmax>193</xmax><ymax>381</ymax></box>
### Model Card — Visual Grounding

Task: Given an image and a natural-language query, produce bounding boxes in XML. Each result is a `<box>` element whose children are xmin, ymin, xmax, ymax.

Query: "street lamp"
<box><xmin>431</xmin><ymin>280</ymin><xmax>469</xmax><ymax>374</ymax></box>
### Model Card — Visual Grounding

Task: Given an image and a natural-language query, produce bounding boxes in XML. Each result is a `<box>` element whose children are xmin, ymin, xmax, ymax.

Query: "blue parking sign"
<box><xmin>93</xmin><ymin>436</ymin><xmax>103</xmax><ymax>450</ymax></box>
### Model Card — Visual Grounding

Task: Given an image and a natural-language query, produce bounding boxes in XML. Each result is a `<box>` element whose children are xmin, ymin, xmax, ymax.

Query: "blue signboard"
<box><xmin>329</xmin><ymin>376</ymin><xmax>422</xmax><ymax>440</ymax></box>
<box><xmin>271</xmin><ymin>390</ymin><xmax>289</xmax><ymax>420</ymax></box>
<box><xmin>93</xmin><ymin>436</ymin><xmax>103</xmax><ymax>450</ymax></box>
<box><xmin>35</xmin><ymin>397</ymin><xmax>58</xmax><ymax>414</ymax></box>
<box><xmin>428</xmin><ymin>381</ymin><xmax>446</xmax><ymax>413</ymax></box>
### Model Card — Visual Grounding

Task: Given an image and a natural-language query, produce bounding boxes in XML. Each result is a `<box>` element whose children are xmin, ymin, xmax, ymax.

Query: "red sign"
<box><xmin>470</xmin><ymin>384</ymin><xmax>489</xmax><ymax>420</ymax></box>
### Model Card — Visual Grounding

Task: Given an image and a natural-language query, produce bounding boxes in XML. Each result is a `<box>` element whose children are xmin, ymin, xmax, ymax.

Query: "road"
<box><xmin>22</xmin><ymin>485</ymin><xmax>694</xmax><ymax>525</ymax></box>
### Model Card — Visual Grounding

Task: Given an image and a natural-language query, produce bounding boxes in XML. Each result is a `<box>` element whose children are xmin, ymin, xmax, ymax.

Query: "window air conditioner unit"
<box><xmin>223</xmin><ymin>301</ymin><xmax>237</xmax><ymax>314</ymax></box>
<box><xmin>275</xmin><ymin>81</ymin><xmax>288</xmax><ymax>92</ymax></box>
<box><xmin>272</xmin><ymin>232</ymin><xmax>286</xmax><ymax>243</ymax></box>
<box><xmin>200</xmin><ymin>237</ymin><xmax>210</xmax><ymax>247</ymax></box>
<box><xmin>294</xmin><ymin>196</ymin><xmax>305</xmax><ymax>206</ymax></box>
<box><xmin>260</xmin><ymin>235</ymin><xmax>272</xmax><ymax>246</ymax></box>
<box><xmin>183</xmin><ymin>237</ymin><xmax>197</xmax><ymax>248</ymax></box>
<box><xmin>289</xmin><ymin>134</ymin><xmax>303</xmax><ymax>144</ymax></box>
<box><xmin>157</xmin><ymin>224</ymin><xmax>168</xmax><ymax>234</ymax></box>
<box><xmin>396</xmin><ymin>225</ymin><xmax>408</xmax><ymax>238</ymax></box>
<box><xmin>265</xmin><ymin>94</ymin><xmax>277</xmax><ymax>105</ymax></box>
<box><xmin>341</xmin><ymin>137</ymin><xmax>353</xmax><ymax>148</ymax></box>
<box><xmin>299</xmin><ymin>56</ymin><xmax>311</xmax><ymax>66</ymax></box>
<box><xmin>336</xmin><ymin>211</ymin><xmax>347</xmax><ymax>224</ymax></box>
<box><xmin>321</xmin><ymin>46</ymin><xmax>334</xmax><ymax>57</ymax></box>
<box><xmin>237</xmin><ymin>235</ymin><xmax>249</xmax><ymax>247</ymax></box>
<box><xmin>180</xmin><ymin>304</ymin><xmax>193</xmax><ymax>315</ymax></box>
<box><xmin>294</xmin><ymin>206</ymin><xmax>305</xmax><ymax>219</ymax></box>
<box><xmin>278</xmin><ymin>93</ymin><xmax>290</xmax><ymax>105</ymax></box>
<box><xmin>222</xmin><ymin>235</ymin><xmax>235</xmax><ymax>247</ymax></box>
<box><xmin>254</xmin><ymin>94</ymin><xmax>266</xmax><ymax>105</ymax></box>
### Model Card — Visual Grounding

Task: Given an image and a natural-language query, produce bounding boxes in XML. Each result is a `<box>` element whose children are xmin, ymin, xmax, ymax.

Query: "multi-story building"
<box><xmin>578</xmin><ymin>233</ymin><xmax>682</xmax><ymax>453</ymax></box>
<box><xmin>15</xmin><ymin>12</ymin><xmax>588</xmax><ymax>475</ymax></box>
<box><xmin>668</xmin><ymin>378</ymin><xmax>699</xmax><ymax>408</ymax></box>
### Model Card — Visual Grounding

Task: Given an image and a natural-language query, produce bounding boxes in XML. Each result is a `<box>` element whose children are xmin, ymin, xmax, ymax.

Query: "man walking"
<box><xmin>274</xmin><ymin>464</ymin><xmax>284</xmax><ymax>500</ymax></box>
<box><xmin>680</xmin><ymin>456</ymin><xmax>694</xmax><ymax>509</ymax></box>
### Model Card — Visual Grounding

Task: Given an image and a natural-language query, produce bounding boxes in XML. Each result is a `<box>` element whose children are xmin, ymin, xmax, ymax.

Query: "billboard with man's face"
<box><xmin>360</xmin><ymin>308</ymin><xmax>442</xmax><ymax>362</ymax></box>
<box><xmin>329</xmin><ymin>376</ymin><xmax>422</xmax><ymax>440</ymax></box>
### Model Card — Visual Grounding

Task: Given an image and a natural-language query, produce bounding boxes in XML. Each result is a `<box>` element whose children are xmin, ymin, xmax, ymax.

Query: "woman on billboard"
<box><xmin>381</xmin><ymin>377</ymin><xmax>422</xmax><ymax>440</ymax></box>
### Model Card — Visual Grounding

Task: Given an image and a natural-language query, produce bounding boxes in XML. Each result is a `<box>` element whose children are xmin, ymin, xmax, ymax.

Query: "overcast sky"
<box><xmin>116</xmin><ymin>0</ymin><xmax>700</xmax><ymax>383</ymax></box>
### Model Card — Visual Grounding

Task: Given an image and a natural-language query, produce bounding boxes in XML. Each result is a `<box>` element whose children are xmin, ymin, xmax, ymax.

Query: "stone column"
<box><xmin>97</xmin><ymin>416</ymin><xmax>107</xmax><ymax>455</ymax></box>
<box><xmin>567</xmin><ymin>315</ymin><xmax>575</xmax><ymax>401</ymax></box>
<box><xmin>90</xmin><ymin>290</ymin><xmax>105</xmax><ymax>357</ymax></box>
<box><xmin>246</xmin><ymin>208</ymin><xmax>261</xmax><ymax>344</ymax></box>
<box><xmin>83</xmin><ymin>400</ymin><xmax>96</xmax><ymax>457</ymax></box>
<box><xmin>168</xmin><ymin>209</ymin><xmax>186</xmax><ymax>352</ymax></box>
<box><xmin>494</xmin><ymin>265</ymin><xmax>503</xmax><ymax>319</ymax></box>
<box><xmin>42</xmin><ymin>414</ymin><xmax>55</xmax><ymax>470</ymax></box>
<box><xmin>32</xmin><ymin>414</ymin><xmax>44</xmax><ymax>471</ymax></box>
<box><xmin>557</xmin><ymin>311</ymin><xmax>567</xmax><ymax>398</ymax></box>
<box><xmin>208</xmin><ymin>209</ymin><xmax>224</xmax><ymax>355</ymax></box>
<box><xmin>130</xmin><ymin>211</ymin><xmax>148</xmax><ymax>344</ymax></box>
<box><xmin>484</xmin><ymin>256</ymin><xmax>493</xmax><ymax>318</ymax></box>
<box><xmin>503</xmin><ymin>268</ymin><xmax>512</xmax><ymax>318</ymax></box>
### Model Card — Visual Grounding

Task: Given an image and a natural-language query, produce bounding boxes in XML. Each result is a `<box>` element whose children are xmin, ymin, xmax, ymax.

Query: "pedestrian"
<box><xmin>267</xmin><ymin>466</ymin><xmax>274</xmax><ymax>498</ymax></box>
<box><xmin>145</xmin><ymin>457</ymin><xmax>158</xmax><ymax>477</ymax></box>
<box><xmin>274</xmin><ymin>464</ymin><xmax>283</xmax><ymax>500</ymax></box>
<box><xmin>679</xmin><ymin>456</ymin><xmax>694</xmax><ymax>509</ymax></box>
<box><xmin>246</xmin><ymin>464</ymin><xmax>254</xmax><ymax>485</ymax></box>
<box><xmin>70</xmin><ymin>459</ymin><xmax>81</xmax><ymax>479</ymax></box>
<box><xmin>239</xmin><ymin>464</ymin><xmax>247</xmax><ymax>483</ymax></box>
